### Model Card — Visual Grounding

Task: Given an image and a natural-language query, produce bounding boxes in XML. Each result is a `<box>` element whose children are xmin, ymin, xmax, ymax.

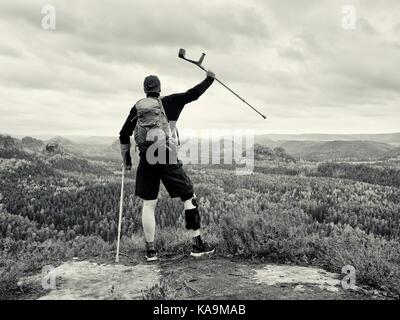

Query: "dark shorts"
<box><xmin>135</xmin><ymin>156</ymin><xmax>194</xmax><ymax>201</ymax></box>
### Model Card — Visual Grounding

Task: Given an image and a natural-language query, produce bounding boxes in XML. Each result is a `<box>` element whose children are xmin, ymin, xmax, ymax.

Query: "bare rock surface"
<box><xmin>22</xmin><ymin>257</ymin><xmax>379</xmax><ymax>300</ymax></box>
<box><xmin>28</xmin><ymin>261</ymin><xmax>161</xmax><ymax>300</ymax></box>
<box><xmin>252</xmin><ymin>264</ymin><xmax>341</xmax><ymax>292</ymax></box>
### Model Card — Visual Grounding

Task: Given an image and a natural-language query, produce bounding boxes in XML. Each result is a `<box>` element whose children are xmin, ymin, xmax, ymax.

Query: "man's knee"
<box><xmin>184</xmin><ymin>198</ymin><xmax>201</xmax><ymax>230</ymax></box>
<box><xmin>143</xmin><ymin>199</ymin><xmax>157</xmax><ymax>210</ymax></box>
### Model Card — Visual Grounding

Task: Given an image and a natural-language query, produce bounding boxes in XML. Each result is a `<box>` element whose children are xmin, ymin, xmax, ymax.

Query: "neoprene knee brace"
<box><xmin>184</xmin><ymin>198</ymin><xmax>201</xmax><ymax>230</ymax></box>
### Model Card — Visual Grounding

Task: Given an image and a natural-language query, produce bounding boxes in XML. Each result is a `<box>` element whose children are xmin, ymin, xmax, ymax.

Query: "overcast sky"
<box><xmin>1</xmin><ymin>0</ymin><xmax>400</xmax><ymax>137</ymax></box>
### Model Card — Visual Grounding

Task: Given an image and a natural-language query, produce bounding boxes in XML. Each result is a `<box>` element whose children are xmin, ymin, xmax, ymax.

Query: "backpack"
<box><xmin>133</xmin><ymin>97</ymin><xmax>178</xmax><ymax>151</ymax></box>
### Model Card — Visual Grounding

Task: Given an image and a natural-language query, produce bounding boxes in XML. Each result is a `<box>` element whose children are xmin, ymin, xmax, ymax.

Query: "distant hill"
<box><xmin>254</xmin><ymin>144</ymin><xmax>296</xmax><ymax>162</ymax></box>
<box><xmin>13</xmin><ymin>134</ymin><xmax>117</xmax><ymax>146</ymax></box>
<box><xmin>4</xmin><ymin>133</ymin><xmax>400</xmax><ymax>162</ymax></box>
<box><xmin>381</xmin><ymin>147</ymin><xmax>400</xmax><ymax>160</ymax></box>
<box><xmin>62</xmin><ymin>136</ymin><xmax>117</xmax><ymax>146</ymax></box>
<box><xmin>280</xmin><ymin>140</ymin><xmax>396</xmax><ymax>161</ymax></box>
<box><xmin>0</xmin><ymin>135</ymin><xmax>116</xmax><ymax>176</ymax></box>
<box><xmin>42</xmin><ymin>136</ymin><xmax>121</xmax><ymax>161</ymax></box>
<box><xmin>0</xmin><ymin>135</ymin><xmax>21</xmax><ymax>151</ymax></box>
<box><xmin>279</xmin><ymin>141</ymin><xmax>322</xmax><ymax>156</ymax></box>
<box><xmin>21</xmin><ymin>137</ymin><xmax>44</xmax><ymax>153</ymax></box>
<box><xmin>254</xmin><ymin>136</ymin><xmax>278</xmax><ymax>148</ymax></box>
<box><xmin>256</xmin><ymin>132</ymin><xmax>400</xmax><ymax>146</ymax></box>
<box><xmin>46</xmin><ymin>136</ymin><xmax>74</xmax><ymax>147</ymax></box>
<box><xmin>1</xmin><ymin>134</ymin><xmax>116</xmax><ymax>160</ymax></box>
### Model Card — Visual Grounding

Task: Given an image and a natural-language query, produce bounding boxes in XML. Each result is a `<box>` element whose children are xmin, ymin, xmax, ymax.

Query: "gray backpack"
<box><xmin>134</xmin><ymin>97</ymin><xmax>176</xmax><ymax>151</ymax></box>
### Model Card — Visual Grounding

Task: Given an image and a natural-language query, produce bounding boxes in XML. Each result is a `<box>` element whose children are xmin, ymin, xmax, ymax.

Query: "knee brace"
<box><xmin>184</xmin><ymin>198</ymin><xmax>200</xmax><ymax>230</ymax></box>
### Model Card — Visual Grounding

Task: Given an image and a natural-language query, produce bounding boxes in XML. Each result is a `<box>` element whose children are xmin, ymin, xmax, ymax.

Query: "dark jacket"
<box><xmin>119</xmin><ymin>76</ymin><xmax>214</xmax><ymax>145</ymax></box>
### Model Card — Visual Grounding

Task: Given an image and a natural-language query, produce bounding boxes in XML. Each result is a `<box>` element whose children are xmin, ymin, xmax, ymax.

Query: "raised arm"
<box><xmin>166</xmin><ymin>72</ymin><xmax>215</xmax><ymax>106</ymax></box>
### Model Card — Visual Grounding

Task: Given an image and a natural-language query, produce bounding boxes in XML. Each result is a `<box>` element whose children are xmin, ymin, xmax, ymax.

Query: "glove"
<box><xmin>120</xmin><ymin>143</ymin><xmax>132</xmax><ymax>170</ymax></box>
<box><xmin>206</xmin><ymin>70</ymin><xmax>215</xmax><ymax>79</ymax></box>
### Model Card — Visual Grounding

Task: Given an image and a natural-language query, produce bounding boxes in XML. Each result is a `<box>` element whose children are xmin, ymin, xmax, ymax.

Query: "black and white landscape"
<box><xmin>1</xmin><ymin>0</ymin><xmax>400</xmax><ymax>302</ymax></box>
<box><xmin>1</xmin><ymin>133</ymin><xmax>400</xmax><ymax>299</ymax></box>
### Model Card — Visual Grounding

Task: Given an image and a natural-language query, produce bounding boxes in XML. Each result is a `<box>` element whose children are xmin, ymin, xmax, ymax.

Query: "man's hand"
<box><xmin>120</xmin><ymin>143</ymin><xmax>132</xmax><ymax>172</ymax></box>
<box><xmin>123</xmin><ymin>166</ymin><xmax>131</xmax><ymax>175</ymax></box>
<box><xmin>206</xmin><ymin>70</ymin><xmax>215</xmax><ymax>79</ymax></box>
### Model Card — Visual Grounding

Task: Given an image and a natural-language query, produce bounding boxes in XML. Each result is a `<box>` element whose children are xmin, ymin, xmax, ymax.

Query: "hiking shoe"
<box><xmin>190</xmin><ymin>243</ymin><xmax>215</xmax><ymax>257</ymax></box>
<box><xmin>145</xmin><ymin>249</ymin><xmax>158</xmax><ymax>262</ymax></box>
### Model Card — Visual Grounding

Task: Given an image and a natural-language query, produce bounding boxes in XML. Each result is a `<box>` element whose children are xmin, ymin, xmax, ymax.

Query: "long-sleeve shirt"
<box><xmin>119</xmin><ymin>76</ymin><xmax>214</xmax><ymax>145</ymax></box>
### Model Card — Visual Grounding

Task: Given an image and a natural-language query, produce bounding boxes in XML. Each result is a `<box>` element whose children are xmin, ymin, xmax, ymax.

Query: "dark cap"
<box><xmin>143</xmin><ymin>75</ymin><xmax>161</xmax><ymax>93</ymax></box>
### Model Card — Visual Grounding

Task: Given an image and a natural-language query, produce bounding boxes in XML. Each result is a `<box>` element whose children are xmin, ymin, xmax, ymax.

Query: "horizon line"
<box><xmin>2</xmin><ymin>131</ymin><xmax>400</xmax><ymax>139</ymax></box>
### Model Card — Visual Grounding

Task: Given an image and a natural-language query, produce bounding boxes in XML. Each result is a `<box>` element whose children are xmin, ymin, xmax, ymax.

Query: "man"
<box><xmin>119</xmin><ymin>71</ymin><xmax>216</xmax><ymax>262</ymax></box>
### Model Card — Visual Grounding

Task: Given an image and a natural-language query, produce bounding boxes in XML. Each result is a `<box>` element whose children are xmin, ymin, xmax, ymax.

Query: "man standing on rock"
<box><xmin>119</xmin><ymin>71</ymin><xmax>216</xmax><ymax>262</ymax></box>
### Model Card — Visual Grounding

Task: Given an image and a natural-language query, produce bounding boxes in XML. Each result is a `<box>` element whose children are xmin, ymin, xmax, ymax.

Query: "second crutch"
<box><xmin>115</xmin><ymin>166</ymin><xmax>125</xmax><ymax>263</ymax></box>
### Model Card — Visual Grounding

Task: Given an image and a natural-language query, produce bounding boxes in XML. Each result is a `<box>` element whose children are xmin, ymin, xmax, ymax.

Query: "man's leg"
<box><xmin>141</xmin><ymin>199</ymin><xmax>158</xmax><ymax>261</ymax></box>
<box><xmin>183</xmin><ymin>195</ymin><xmax>201</xmax><ymax>240</ymax></box>
<box><xmin>184</xmin><ymin>198</ymin><xmax>200</xmax><ymax>238</ymax></box>
<box><xmin>142</xmin><ymin>199</ymin><xmax>157</xmax><ymax>243</ymax></box>
<box><xmin>183</xmin><ymin>195</ymin><xmax>215</xmax><ymax>256</ymax></box>
<box><xmin>135</xmin><ymin>156</ymin><xmax>161</xmax><ymax>261</ymax></box>
<box><xmin>161</xmin><ymin>161</ymin><xmax>215</xmax><ymax>256</ymax></box>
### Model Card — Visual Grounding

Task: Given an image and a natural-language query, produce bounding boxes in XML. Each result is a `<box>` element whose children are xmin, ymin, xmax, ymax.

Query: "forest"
<box><xmin>1</xmin><ymin>139</ymin><xmax>400</xmax><ymax>298</ymax></box>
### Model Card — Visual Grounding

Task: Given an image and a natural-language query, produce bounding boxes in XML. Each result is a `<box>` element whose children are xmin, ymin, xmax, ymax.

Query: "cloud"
<box><xmin>394</xmin><ymin>23</ymin><xmax>400</xmax><ymax>34</ymax></box>
<box><xmin>0</xmin><ymin>0</ymin><xmax>399</xmax><ymax>136</ymax></box>
<box><xmin>358</xmin><ymin>18</ymin><xmax>378</xmax><ymax>35</ymax></box>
